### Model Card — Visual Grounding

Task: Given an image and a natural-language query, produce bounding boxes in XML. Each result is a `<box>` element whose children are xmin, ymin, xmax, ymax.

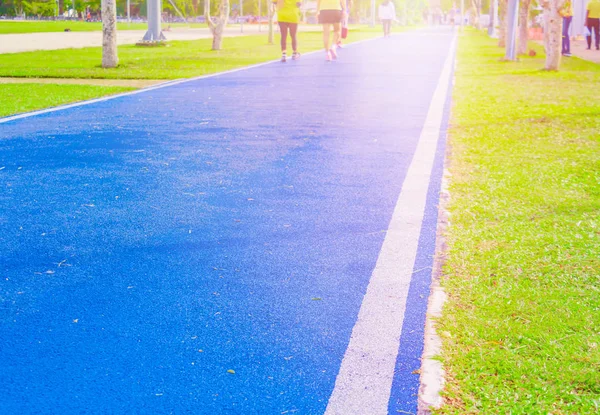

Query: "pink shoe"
<box><xmin>326</xmin><ymin>50</ymin><xmax>332</xmax><ymax>61</ymax></box>
<box><xmin>330</xmin><ymin>47</ymin><xmax>337</xmax><ymax>60</ymax></box>
<box><xmin>337</xmin><ymin>41</ymin><xmax>343</xmax><ymax>49</ymax></box>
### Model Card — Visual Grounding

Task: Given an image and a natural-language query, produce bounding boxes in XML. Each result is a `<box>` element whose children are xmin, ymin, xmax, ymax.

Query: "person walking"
<box><xmin>277</xmin><ymin>0</ymin><xmax>302</xmax><ymax>62</ymax></box>
<box><xmin>336</xmin><ymin>0</ymin><xmax>352</xmax><ymax>49</ymax></box>
<box><xmin>378</xmin><ymin>0</ymin><xmax>397</xmax><ymax>37</ymax></box>
<box><xmin>585</xmin><ymin>0</ymin><xmax>600</xmax><ymax>50</ymax></box>
<box><xmin>560</xmin><ymin>0</ymin><xmax>573</xmax><ymax>56</ymax></box>
<box><xmin>317</xmin><ymin>0</ymin><xmax>346</xmax><ymax>61</ymax></box>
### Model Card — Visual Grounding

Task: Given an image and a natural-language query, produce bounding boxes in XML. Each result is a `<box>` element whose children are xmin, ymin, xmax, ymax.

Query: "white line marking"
<box><xmin>324</xmin><ymin>33</ymin><xmax>456</xmax><ymax>415</ymax></box>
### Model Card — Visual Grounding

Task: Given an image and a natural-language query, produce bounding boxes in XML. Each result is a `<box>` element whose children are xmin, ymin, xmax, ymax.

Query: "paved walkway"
<box><xmin>0</xmin><ymin>25</ymin><xmax>318</xmax><ymax>54</ymax></box>
<box><xmin>0</xmin><ymin>28</ymin><xmax>455</xmax><ymax>414</ymax></box>
<box><xmin>569</xmin><ymin>38</ymin><xmax>600</xmax><ymax>63</ymax></box>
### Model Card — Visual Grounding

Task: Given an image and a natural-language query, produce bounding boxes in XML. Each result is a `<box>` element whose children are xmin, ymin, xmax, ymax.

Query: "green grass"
<box><xmin>0</xmin><ymin>28</ymin><xmax>385</xmax><ymax>79</ymax></box>
<box><xmin>0</xmin><ymin>21</ymin><xmax>204</xmax><ymax>34</ymax></box>
<box><xmin>436</xmin><ymin>30</ymin><xmax>600</xmax><ymax>414</ymax></box>
<box><xmin>0</xmin><ymin>83</ymin><xmax>134</xmax><ymax>118</ymax></box>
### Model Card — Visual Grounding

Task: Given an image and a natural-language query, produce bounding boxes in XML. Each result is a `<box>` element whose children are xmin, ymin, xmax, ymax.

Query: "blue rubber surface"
<box><xmin>1</xmin><ymin>28</ymin><xmax>454</xmax><ymax>414</ymax></box>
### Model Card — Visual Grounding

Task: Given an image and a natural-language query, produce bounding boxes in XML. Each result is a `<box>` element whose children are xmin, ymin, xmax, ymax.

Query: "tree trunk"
<box><xmin>206</xmin><ymin>0</ymin><xmax>230</xmax><ymax>50</ymax></box>
<box><xmin>488</xmin><ymin>0</ymin><xmax>495</xmax><ymax>35</ymax></box>
<box><xmin>517</xmin><ymin>0</ymin><xmax>531</xmax><ymax>55</ymax></box>
<box><xmin>268</xmin><ymin>2</ymin><xmax>275</xmax><ymax>44</ymax></box>
<box><xmin>471</xmin><ymin>0</ymin><xmax>482</xmax><ymax>30</ymax></box>
<box><xmin>498</xmin><ymin>0</ymin><xmax>507</xmax><ymax>47</ymax></box>
<box><xmin>101</xmin><ymin>0</ymin><xmax>118</xmax><ymax>68</ymax></box>
<box><xmin>543</xmin><ymin>0</ymin><xmax>565</xmax><ymax>70</ymax></box>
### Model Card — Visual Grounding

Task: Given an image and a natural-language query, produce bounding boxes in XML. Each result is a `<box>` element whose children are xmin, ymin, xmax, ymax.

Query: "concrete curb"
<box><xmin>417</xmin><ymin>27</ymin><xmax>458</xmax><ymax>414</ymax></box>
<box><xmin>417</xmin><ymin>166</ymin><xmax>451</xmax><ymax>414</ymax></box>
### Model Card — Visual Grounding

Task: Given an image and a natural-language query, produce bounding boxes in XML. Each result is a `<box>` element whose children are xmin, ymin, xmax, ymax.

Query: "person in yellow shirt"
<box><xmin>560</xmin><ymin>0</ymin><xmax>573</xmax><ymax>56</ymax></box>
<box><xmin>277</xmin><ymin>0</ymin><xmax>302</xmax><ymax>62</ymax></box>
<box><xmin>317</xmin><ymin>0</ymin><xmax>346</xmax><ymax>61</ymax></box>
<box><xmin>586</xmin><ymin>0</ymin><xmax>600</xmax><ymax>50</ymax></box>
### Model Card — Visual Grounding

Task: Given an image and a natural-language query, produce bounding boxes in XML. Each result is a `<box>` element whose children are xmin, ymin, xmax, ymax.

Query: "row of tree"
<box><xmin>96</xmin><ymin>0</ymin><xmax>426</xmax><ymax>68</ymax></box>
<box><xmin>493</xmin><ymin>0</ymin><xmax>566</xmax><ymax>70</ymax></box>
<box><xmin>1</xmin><ymin>0</ymin><xmax>427</xmax><ymax>22</ymax></box>
<box><xmin>1</xmin><ymin>0</ymin><xmax>565</xmax><ymax>71</ymax></box>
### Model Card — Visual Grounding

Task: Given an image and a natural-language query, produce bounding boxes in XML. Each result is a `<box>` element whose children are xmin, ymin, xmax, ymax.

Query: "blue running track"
<box><xmin>0</xmin><ymin>28</ymin><xmax>454</xmax><ymax>414</ymax></box>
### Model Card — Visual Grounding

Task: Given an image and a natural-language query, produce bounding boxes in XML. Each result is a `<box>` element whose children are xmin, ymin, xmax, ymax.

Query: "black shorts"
<box><xmin>319</xmin><ymin>10</ymin><xmax>343</xmax><ymax>24</ymax></box>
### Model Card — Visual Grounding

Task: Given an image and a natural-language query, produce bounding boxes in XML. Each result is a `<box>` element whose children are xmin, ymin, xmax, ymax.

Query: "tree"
<box><xmin>470</xmin><ymin>0</ymin><xmax>483</xmax><ymax>29</ymax></box>
<box><xmin>267</xmin><ymin>0</ymin><xmax>275</xmax><ymax>44</ymax></box>
<box><xmin>205</xmin><ymin>0</ymin><xmax>230</xmax><ymax>50</ymax></box>
<box><xmin>517</xmin><ymin>0</ymin><xmax>532</xmax><ymax>55</ymax></box>
<box><xmin>497</xmin><ymin>0</ymin><xmax>507</xmax><ymax>47</ymax></box>
<box><xmin>541</xmin><ymin>0</ymin><xmax>565</xmax><ymax>70</ymax></box>
<box><xmin>102</xmin><ymin>0</ymin><xmax>119</xmax><ymax>68</ymax></box>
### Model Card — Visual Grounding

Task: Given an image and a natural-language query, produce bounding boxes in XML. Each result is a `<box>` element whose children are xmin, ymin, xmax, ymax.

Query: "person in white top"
<box><xmin>378</xmin><ymin>0</ymin><xmax>396</xmax><ymax>37</ymax></box>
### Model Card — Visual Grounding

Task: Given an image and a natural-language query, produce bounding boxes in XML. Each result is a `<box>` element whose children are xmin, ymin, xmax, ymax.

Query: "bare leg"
<box><xmin>289</xmin><ymin>23</ymin><xmax>298</xmax><ymax>52</ymax></box>
<box><xmin>332</xmin><ymin>22</ymin><xmax>341</xmax><ymax>47</ymax></box>
<box><xmin>278</xmin><ymin>22</ymin><xmax>289</xmax><ymax>52</ymax></box>
<box><xmin>323</xmin><ymin>24</ymin><xmax>331</xmax><ymax>50</ymax></box>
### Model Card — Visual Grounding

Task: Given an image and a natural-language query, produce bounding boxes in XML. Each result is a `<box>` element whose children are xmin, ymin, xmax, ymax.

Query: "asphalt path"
<box><xmin>0</xmin><ymin>27</ymin><xmax>455</xmax><ymax>414</ymax></box>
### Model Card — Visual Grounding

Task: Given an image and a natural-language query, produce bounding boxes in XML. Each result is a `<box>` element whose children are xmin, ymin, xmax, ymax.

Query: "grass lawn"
<box><xmin>0</xmin><ymin>21</ymin><xmax>202</xmax><ymax>34</ymax></box>
<box><xmin>0</xmin><ymin>28</ymin><xmax>387</xmax><ymax>79</ymax></box>
<box><xmin>437</xmin><ymin>29</ymin><xmax>600</xmax><ymax>414</ymax></box>
<box><xmin>0</xmin><ymin>83</ymin><xmax>134</xmax><ymax>118</ymax></box>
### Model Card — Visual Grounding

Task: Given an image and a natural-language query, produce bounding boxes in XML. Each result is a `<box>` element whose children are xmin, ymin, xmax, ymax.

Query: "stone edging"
<box><xmin>417</xmin><ymin>165</ymin><xmax>452</xmax><ymax>414</ymax></box>
<box><xmin>418</xmin><ymin>32</ymin><xmax>457</xmax><ymax>413</ymax></box>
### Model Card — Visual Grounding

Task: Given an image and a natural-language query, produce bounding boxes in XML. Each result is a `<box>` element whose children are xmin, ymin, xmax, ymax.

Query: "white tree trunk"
<box><xmin>101</xmin><ymin>0</ymin><xmax>118</xmax><ymax>68</ymax></box>
<box><xmin>205</xmin><ymin>0</ymin><xmax>230</xmax><ymax>50</ymax></box>
<box><xmin>543</xmin><ymin>0</ymin><xmax>564</xmax><ymax>70</ymax></box>
<box><xmin>268</xmin><ymin>2</ymin><xmax>275</xmax><ymax>44</ymax></box>
<box><xmin>517</xmin><ymin>0</ymin><xmax>531</xmax><ymax>55</ymax></box>
<box><xmin>471</xmin><ymin>0</ymin><xmax>482</xmax><ymax>30</ymax></box>
<box><xmin>498</xmin><ymin>0</ymin><xmax>507</xmax><ymax>47</ymax></box>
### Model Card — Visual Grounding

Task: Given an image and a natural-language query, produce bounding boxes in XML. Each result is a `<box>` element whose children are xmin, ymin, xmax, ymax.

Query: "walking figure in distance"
<box><xmin>277</xmin><ymin>0</ymin><xmax>302</xmax><ymax>62</ymax></box>
<box><xmin>378</xmin><ymin>0</ymin><xmax>396</xmax><ymax>37</ymax></box>
<box><xmin>586</xmin><ymin>0</ymin><xmax>600</xmax><ymax>50</ymax></box>
<box><xmin>560</xmin><ymin>0</ymin><xmax>573</xmax><ymax>57</ymax></box>
<box><xmin>317</xmin><ymin>0</ymin><xmax>346</xmax><ymax>61</ymax></box>
<box><xmin>337</xmin><ymin>0</ymin><xmax>352</xmax><ymax>49</ymax></box>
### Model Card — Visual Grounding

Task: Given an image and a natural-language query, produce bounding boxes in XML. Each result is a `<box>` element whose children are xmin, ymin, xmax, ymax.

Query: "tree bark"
<box><xmin>498</xmin><ymin>0</ymin><xmax>507</xmax><ymax>47</ymax></box>
<box><xmin>517</xmin><ymin>0</ymin><xmax>532</xmax><ymax>55</ymax></box>
<box><xmin>471</xmin><ymin>0</ymin><xmax>482</xmax><ymax>29</ymax></box>
<box><xmin>489</xmin><ymin>0</ymin><xmax>495</xmax><ymax>35</ymax></box>
<box><xmin>205</xmin><ymin>0</ymin><xmax>230</xmax><ymax>50</ymax></box>
<box><xmin>101</xmin><ymin>0</ymin><xmax>118</xmax><ymax>68</ymax></box>
<box><xmin>543</xmin><ymin>0</ymin><xmax>565</xmax><ymax>70</ymax></box>
<box><xmin>268</xmin><ymin>2</ymin><xmax>275</xmax><ymax>45</ymax></box>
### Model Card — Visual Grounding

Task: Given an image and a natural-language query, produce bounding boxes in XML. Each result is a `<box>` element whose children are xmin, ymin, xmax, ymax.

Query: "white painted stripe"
<box><xmin>324</xmin><ymin>33</ymin><xmax>456</xmax><ymax>415</ymax></box>
<box><xmin>0</xmin><ymin>34</ymin><xmax>389</xmax><ymax>125</ymax></box>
